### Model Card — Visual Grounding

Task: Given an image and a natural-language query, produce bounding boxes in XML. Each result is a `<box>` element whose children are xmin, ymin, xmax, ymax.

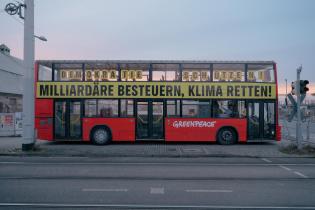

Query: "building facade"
<box><xmin>0</xmin><ymin>44</ymin><xmax>23</xmax><ymax>136</ymax></box>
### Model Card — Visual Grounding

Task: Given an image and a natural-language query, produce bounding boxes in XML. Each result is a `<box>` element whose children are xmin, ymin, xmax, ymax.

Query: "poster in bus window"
<box><xmin>101</xmin><ymin>70</ymin><xmax>108</xmax><ymax>80</ymax></box>
<box><xmin>94</xmin><ymin>70</ymin><xmax>100</xmax><ymax>80</ymax></box>
<box><xmin>182</xmin><ymin>71</ymin><xmax>189</xmax><ymax>81</ymax></box>
<box><xmin>214</xmin><ymin>70</ymin><xmax>243</xmax><ymax>81</ymax></box>
<box><xmin>60</xmin><ymin>69</ymin><xmax>82</xmax><ymax>81</ymax></box>
<box><xmin>109</xmin><ymin>70</ymin><xmax>116</xmax><ymax>79</ymax></box>
<box><xmin>200</xmin><ymin>71</ymin><xmax>208</xmax><ymax>81</ymax></box>
<box><xmin>191</xmin><ymin>71</ymin><xmax>199</xmax><ymax>81</ymax></box>
<box><xmin>121</xmin><ymin>70</ymin><xmax>128</xmax><ymax>80</ymax></box>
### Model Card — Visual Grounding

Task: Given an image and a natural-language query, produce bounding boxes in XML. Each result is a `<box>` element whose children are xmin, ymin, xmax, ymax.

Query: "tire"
<box><xmin>91</xmin><ymin>127</ymin><xmax>111</xmax><ymax>145</ymax></box>
<box><xmin>217</xmin><ymin>127</ymin><xmax>237</xmax><ymax>145</ymax></box>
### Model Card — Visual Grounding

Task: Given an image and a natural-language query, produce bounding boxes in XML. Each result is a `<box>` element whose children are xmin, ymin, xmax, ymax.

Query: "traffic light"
<box><xmin>291</xmin><ymin>81</ymin><xmax>296</xmax><ymax>95</ymax></box>
<box><xmin>300</xmin><ymin>80</ymin><xmax>309</xmax><ymax>95</ymax></box>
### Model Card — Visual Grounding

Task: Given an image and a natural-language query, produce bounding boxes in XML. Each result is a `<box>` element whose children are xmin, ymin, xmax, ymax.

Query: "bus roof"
<box><xmin>37</xmin><ymin>60</ymin><xmax>276</xmax><ymax>65</ymax></box>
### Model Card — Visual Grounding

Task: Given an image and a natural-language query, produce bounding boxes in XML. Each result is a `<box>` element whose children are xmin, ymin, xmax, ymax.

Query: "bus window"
<box><xmin>213</xmin><ymin>100</ymin><xmax>245</xmax><ymax>118</ymax></box>
<box><xmin>213</xmin><ymin>64</ymin><xmax>245</xmax><ymax>82</ymax></box>
<box><xmin>238</xmin><ymin>101</ymin><xmax>247</xmax><ymax>118</ymax></box>
<box><xmin>98</xmin><ymin>100</ymin><xmax>118</xmax><ymax>117</ymax></box>
<box><xmin>152</xmin><ymin>64</ymin><xmax>180</xmax><ymax>81</ymax></box>
<box><xmin>54</xmin><ymin>63</ymin><xmax>83</xmax><ymax>81</ymax></box>
<box><xmin>120</xmin><ymin>100</ymin><xmax>134</xmax><ymax>117</ymax></box>
<box><xmin>38</xmin><ymin>64</ymin><xmax>52</xmax><ymax>81</ymax></box>
<box><xmin>84</xmin><ymin>99</ymin><xmax>97</xmax><ymax>117</ymax></box>
<box><xmin>248</xmin><ymin>102</ymin><xmax>260</xmax><ymax>139</ymax></box>
<box><xmin>247</xmin><ymin>64</ymin><xmax>275</xmax><ymax>82</ymax></box>
<box><xmin>182</xmin><ymin>100</ymin><xmax>211</xmax><ymax>118</ymax></box>
<box><xmin>264</xmin><ymin>102</ymin><xmax>275</xmax><ymax>138</ymax></box>
<box><xmin>166</xmin><ymin>100</ymin><xmax>180</xmax><ymax>117</ymax></box>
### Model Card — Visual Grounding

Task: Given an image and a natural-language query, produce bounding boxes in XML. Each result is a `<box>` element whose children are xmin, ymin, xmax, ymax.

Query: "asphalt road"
<box><xmin>1</xmin><ymin>156</ymin><xmax>315</xmax><ymax>209</ymax></box>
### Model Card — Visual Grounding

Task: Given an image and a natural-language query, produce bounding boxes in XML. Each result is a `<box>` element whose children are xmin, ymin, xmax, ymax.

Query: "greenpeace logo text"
<box><xmin>172</xmin><ymin>120</ymin><xmax>216</xmax><ymax>128</ymax></box>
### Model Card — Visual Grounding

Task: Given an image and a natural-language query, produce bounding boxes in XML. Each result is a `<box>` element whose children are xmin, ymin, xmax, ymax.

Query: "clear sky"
<box><xmin>1</xmin><ymin>0</ymin><xmax>314</xmax><ymax>93</ymax></box>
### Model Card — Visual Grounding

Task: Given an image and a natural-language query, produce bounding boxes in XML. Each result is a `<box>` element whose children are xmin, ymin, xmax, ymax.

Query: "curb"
<box><xmin>1</xmin><ymin>151</ymin><xmax>314</xmax><ymax>158</ymax></box>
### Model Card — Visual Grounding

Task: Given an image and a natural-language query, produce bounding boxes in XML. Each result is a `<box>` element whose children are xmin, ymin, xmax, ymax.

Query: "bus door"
<box><xmin>247</xmin><ymin>101</ymin><xmax>276</xmax><ymax>140</ymax></box>
<box><xmin>54</xmin><ymin>100</ymin><xmax>82</xmax><ymax>140</ymax></box>
<box><xmin>136</xmin><ymin>100</ymin><xmax>164</xmax><ymax>140</ymax></box>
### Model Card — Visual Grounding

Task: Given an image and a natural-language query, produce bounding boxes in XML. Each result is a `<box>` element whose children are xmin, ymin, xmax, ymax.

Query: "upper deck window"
<box><xmin>182</xmin><ymin>64</ymin><xmax>210</xmax><ymax>82</ymax></box>
<box><xmin>152</xmin><ymin>64</ymin><xmax>180</xmax><ymax>81</ymax></box>
<box><xmin>38</xmin><ymin>63</ymin><xmax>52</xmax><ymax>81</ymax></box>
<box><xmin>54</xmin><ymin>63</ymin><xmax>83</xmax><ymax>81</ymax></box>
<box><xmin>213</xmin><ymin>64</ymin><xmax>245</xmax><ymax>82</ymax></box>
<box><xmin>247</xmin><ymin>64</ymin><xmax>275</xmax><ymax>83</ymax></box>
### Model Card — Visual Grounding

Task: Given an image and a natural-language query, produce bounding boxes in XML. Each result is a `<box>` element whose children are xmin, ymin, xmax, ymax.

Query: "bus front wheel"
<box><xmin>217</xmin><ymin>127</ymin><xmax>237</xmax><ymax>145</ymax></box>
<box><xmin>91</xmin><ymin>127</ymin><xmax>111</xmax><ymax>145</ymax></box>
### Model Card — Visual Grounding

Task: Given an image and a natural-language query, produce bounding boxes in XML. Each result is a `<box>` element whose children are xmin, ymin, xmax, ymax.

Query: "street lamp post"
<box><xmin>285</xmin><ymin>79</ymin><xmax>287</xmax><ymax>95</ymax></box>
<box><xmin>4</xmin><ymin>0</ymin><xmax>46</xmax><ymax>150</ymax></box>
<box><xmin>296</xmin><ymin>66</ymin><xmax>302</xmax><ymax>150</ymax></box>
<box><xmin>22</xmin><ymin>0</ymin><xmax>35</xmax><ymax>151</ymax></box>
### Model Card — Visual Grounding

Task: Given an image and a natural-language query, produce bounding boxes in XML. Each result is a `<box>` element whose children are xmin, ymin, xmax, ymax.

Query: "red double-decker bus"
<box><xmin>35</xmin><ymin>60</ymin><xmax>281</xmax><ymax>145</ymax></box>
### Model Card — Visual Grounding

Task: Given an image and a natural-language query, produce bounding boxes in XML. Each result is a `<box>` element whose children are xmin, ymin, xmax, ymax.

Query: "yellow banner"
<box><xmin>36</xmin><ymin>82</ymin><xmax>276</xmax><ymax>99</ymax></box>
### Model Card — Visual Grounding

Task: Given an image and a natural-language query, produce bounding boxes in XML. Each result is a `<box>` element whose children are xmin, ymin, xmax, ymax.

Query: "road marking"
<box><xmin>294</xmin><ymin>171</ymin><xmax>308</xmax><ymax>178</ymax></box>
<box><xmin>150</xmin><ymin>187</ymin><xmax>164</xmax><ymax>194</ymax></box>
<box><xmin>185</xmin><ymin>189</ymin><xmax>233</xmax><ymax>193</ymax></box>
<box><xmin>81</xmin><ymin>188</ymin><xmax>128</xmax><ymax>192</ymax></box>
<box><xmin>2</xmin><ymin>162</ymin><xmax>315</xmax><ymax>166</ymax></box>
<box><xmin>278</xmin><ymin>165</ymin><xmax>292</xmax><ymax>171</ymax></box>
<box><xmin>261</xmin><ymin>158</ymin><xmax>272</xmax><ymax>163</ymax></box>
<box><xmin>1</xmin><ymin>203</ymin><xmax>315</xmax><ymax>209</ymax></box>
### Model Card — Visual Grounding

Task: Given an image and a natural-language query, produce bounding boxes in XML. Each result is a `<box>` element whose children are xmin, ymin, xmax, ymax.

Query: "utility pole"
<box><xmin>22</xmin><ymin>0</ymin><xmax>35</xmax><ymax>151</ymax></box>
<box><xmin>296</xmin><ymin>66</ymin><xmax>302</xmax><ymax>150</ymax></box>
<box><xmin>285</xmin><ymin>79</ymin><xmax>287</xmax><ymax>96</ymax></box>
<box><xmin>285</xmin><ymin>78</ymin><xmax>288</xmax><ymax>108</ymax></box>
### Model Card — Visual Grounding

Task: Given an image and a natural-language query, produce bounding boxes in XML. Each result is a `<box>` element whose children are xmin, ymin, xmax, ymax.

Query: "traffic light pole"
<box><xmin>296</xmin><ymin>66</ymin><xmax>302</xmax><ymax>150</ymax></box>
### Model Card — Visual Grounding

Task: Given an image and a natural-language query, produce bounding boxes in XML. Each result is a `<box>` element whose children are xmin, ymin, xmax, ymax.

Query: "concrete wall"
<box><xmin>0</xmin><ymin>113</ymin><xmax>23</xmax><ymax>137</ymax></box>
<box><xmin>0</xmin><ymin>52</ymin><xmax>24</xmax><ymax>137</ymax></box>
<box><xmin>0</xmin><ymin>52</ymin><xmax>23</xmax><ymax>95</ymax></box>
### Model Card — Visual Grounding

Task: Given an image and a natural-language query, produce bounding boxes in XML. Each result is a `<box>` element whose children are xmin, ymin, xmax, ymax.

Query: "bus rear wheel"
<box><xmin>91</xmin><ymin>127</ymin><xmax>111</xmax><ymax>145</ymax></box>
<box><xmin>217</xmin><ymin>127</ymin><xmax>237</xmax><ymax>145</ymax></box>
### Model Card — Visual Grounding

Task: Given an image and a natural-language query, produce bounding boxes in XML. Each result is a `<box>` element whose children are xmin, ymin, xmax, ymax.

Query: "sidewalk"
<box><xmin>1</xmin><ymin>137</ymin><xmax>314</xmax><ymax>158</ymax></box>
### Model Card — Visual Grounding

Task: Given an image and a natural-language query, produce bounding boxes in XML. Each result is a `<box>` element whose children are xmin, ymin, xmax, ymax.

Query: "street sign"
<box><xmin>287</xmin><ymin>93</ymin><xmax>305</xmax><ymax>122</ymax></box>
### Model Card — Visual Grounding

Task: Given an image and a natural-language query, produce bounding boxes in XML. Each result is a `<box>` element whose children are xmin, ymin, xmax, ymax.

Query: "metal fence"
<box><xmin>279</xmin><ymin>104</ymin><xmax>315</xmax><ymax>146</ymax></box>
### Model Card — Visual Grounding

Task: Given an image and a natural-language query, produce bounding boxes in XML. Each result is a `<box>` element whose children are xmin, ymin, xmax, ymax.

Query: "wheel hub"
<box><xmin>95</xmin><ymin>130</ymin><xmax>107</xmax><ymax>143</ymax></box>
<box><xmin>222</xmin><ymin>130</ymin><xmax>232</xmax><ymax>142</ymax></box>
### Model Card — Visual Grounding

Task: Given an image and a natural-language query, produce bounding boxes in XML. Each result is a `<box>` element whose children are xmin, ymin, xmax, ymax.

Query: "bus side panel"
<box><xmin>35</xmin><ymin>99</ymin><xmax>54</xmax><ymax>141</ymax></box>
<box><xmin>276</xmin><ymin>125</ymin><xmax>281</xmax><ymax>141</ymax></box>
<box><xmin>165</xmin><ymin>118</ymin><xmax>247</xmax><ymax>142</ymax></box>
<box><xmin>35</xmin><ymin>99</ymin><xmax>53</xmax><ymax>117</ymax></box>
<box><xmin>274</xmin><ymin>63</ymin><xmax>281</xmax><ymax>141</ymax></box>
<box><xmin>82</xmin><ymin>118</ymin><xmax>135</xmax><ymax>142</ymax></box>
<box><xmin>35</xmin><ymin>117</ymin><xmax>53</xmax><ymax>140</ymax></box>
